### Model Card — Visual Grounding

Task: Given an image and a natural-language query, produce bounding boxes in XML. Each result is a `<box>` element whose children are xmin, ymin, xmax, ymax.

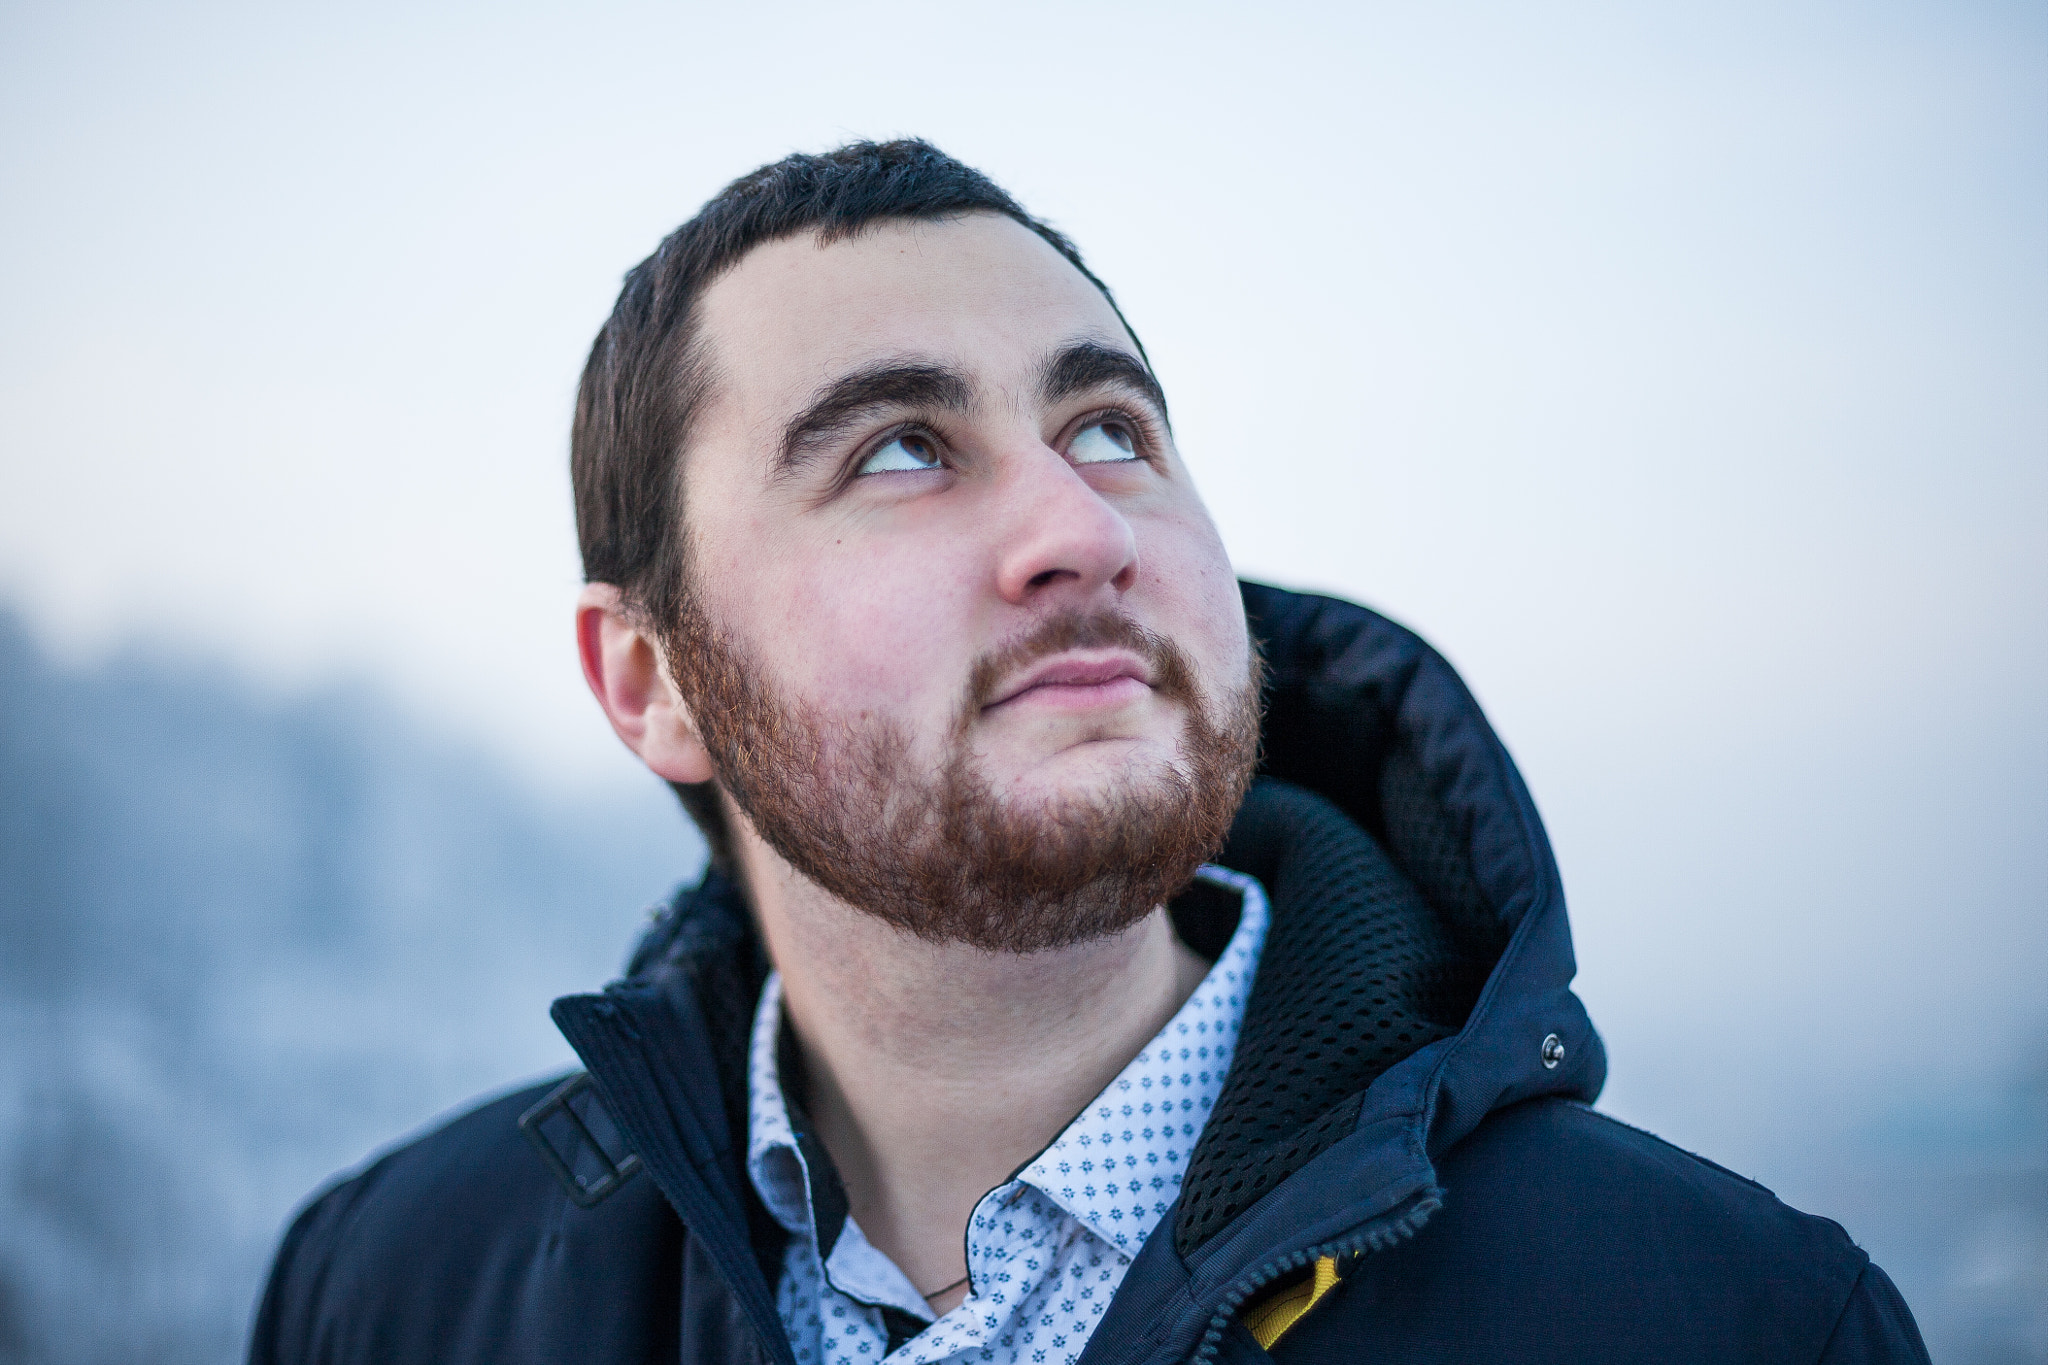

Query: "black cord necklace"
<box><xmin>921</xmin><ymin>1273</ymin><xmax>970</xmax><ymax>1302</ymax></box>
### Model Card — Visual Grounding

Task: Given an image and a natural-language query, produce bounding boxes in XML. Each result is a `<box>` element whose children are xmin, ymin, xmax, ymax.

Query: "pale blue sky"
<box><xmin>3</xmin><ymin>0</ymin><xmax>2043</xmax><ymax>1166</ymax></box>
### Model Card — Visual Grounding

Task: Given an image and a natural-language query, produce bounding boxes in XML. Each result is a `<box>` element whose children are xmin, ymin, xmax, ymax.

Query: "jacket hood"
<box><xmin>561</xmin><ymin>580</ymin><xmax>1603</xmax><ymax>1361</ymax></box>
<box><xmin>1161</xmin><ymin>585</ymin><xmax>1604</xmax><ymax>1252</ymax></box>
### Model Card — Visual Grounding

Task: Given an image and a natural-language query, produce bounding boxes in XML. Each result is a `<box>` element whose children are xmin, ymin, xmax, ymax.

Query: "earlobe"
<box><xmin>575</xmin><ymin>583</ymin><xmax>717</xmax><ymax>784</ymax></box>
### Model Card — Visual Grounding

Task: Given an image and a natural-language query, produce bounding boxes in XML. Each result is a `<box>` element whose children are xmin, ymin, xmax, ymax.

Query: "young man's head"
<box><xmin>573</xmin><ymin>140</ymin><xmax>1260</xmax><ymax>954</ymax></box>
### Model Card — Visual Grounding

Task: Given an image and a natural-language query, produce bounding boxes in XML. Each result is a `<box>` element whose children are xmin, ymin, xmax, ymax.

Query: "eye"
<box><xmin>858</xmin><ymin>431</ymin><xmax>944</xmax><ymax>475</ymax></box>
<box><xmin>1069</xmin><ymin>419</ymin><xmax>1139</xmax><ymax>465</ymax></box>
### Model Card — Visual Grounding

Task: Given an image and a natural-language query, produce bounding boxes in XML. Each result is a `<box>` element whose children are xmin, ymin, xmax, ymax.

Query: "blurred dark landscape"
<box><xmin>0</xmin><ymin>612</ymin><xmax>699</xmax><ymax>1362</ymax></box>
<box><xmin>0</xmin><ymin>611</ymin><xmax>2041</xmax><ymax>1363</ymax></box>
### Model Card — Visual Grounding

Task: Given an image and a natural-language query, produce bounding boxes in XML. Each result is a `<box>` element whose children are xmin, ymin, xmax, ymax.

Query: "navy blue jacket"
<box><xmin>251</xmin><ymin>583</ymin><xmax>1929</xmax><ymax>1363</ymax></box>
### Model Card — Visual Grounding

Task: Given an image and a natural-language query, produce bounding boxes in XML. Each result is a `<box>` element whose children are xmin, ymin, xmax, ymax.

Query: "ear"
<box><xmin>576</xmin><ymin>582</ymin><xmax>716</xmax><ymax>785</ymax></box>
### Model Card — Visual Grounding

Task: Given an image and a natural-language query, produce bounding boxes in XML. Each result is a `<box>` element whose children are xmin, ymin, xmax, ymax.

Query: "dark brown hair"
<box><xmin>570</xmin><ymin>139</ymin><xmax>1146</xmax><ymax>869</ymax></box>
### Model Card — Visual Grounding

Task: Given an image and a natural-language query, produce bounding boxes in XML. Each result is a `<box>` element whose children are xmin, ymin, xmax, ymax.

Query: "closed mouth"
<box><xmin>983</xmin><ymin>649</ymin><xmax>1154</xmax><ymax>711</ymax></box>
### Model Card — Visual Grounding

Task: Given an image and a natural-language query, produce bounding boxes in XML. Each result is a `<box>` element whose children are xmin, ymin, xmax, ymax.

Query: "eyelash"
<box><xmin>849</xmin><ymin>406</ymin><xmax>1161</xmax><ymax>479</ymax></box>
<box><xmin>1069</xmin><ymin>407</ymin><xmax>1158</xmax><ymax>459</ymax></box>
<box><xmin>857</xmin><ymin>420</ymin><xmax>946</xmax><ymax>468</ymax></box>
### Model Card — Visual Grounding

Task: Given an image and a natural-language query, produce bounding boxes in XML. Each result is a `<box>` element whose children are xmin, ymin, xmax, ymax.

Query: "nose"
<box><xmin>989</xmin><ymin>445</ymin><xmax>1140</xmax><ymax>607</ymax></box>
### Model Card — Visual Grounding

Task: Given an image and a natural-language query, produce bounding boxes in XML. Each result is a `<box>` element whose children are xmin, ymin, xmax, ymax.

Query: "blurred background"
<box><xmin>2</xmin><ymin>0</ymin><xmax>2043</xmax><ymax>1359</ymax></box>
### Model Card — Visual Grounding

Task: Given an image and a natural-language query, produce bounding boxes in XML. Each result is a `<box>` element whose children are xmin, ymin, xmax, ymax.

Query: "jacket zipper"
<box><xmin>1190</xmin><ymin>1188</ymin><xmax>1442</xmax><ymax>1362</ymax></box>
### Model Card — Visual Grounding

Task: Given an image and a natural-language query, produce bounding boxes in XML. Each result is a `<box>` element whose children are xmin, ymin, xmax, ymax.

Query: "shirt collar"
<box><xmin>1017</xmin><ymin>865</ymin><xmax>1267</xmax><ymax>1252</ymax></box>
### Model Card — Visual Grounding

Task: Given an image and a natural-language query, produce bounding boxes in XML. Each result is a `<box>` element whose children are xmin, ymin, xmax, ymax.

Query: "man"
<box><xmin>251</xmin><ymin>140</ymin><xmax>1929</xmax><ymax>1363</ymax></box>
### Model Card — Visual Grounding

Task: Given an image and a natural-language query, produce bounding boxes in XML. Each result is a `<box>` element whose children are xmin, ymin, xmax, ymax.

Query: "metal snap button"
<box><xmin>1541</xmin><ymin>1034</ymin><xmax>1565</xmax><ymax>1069</ymax></box>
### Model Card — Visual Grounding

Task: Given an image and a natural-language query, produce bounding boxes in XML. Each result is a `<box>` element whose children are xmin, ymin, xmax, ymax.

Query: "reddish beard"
<box><xmin>665</xmin><ymin>600</ymin><xmax>1263</xmax><ymax>954</ymax></box>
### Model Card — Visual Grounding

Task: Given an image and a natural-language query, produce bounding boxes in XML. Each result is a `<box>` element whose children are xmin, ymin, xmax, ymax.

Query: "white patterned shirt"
<box><xmin>745</xmin><ymin>865</ymin><xmax>1270</xmax><ymax>1365</ymax></box>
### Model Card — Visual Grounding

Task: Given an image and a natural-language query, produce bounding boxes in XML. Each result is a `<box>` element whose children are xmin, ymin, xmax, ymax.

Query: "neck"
<box><xmin>733</xmin><ymin>819</ymin><xmax>1208</xmax><ymax>1313</ymax></box>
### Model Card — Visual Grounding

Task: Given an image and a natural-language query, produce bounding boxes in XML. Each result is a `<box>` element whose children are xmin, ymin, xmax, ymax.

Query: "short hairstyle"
<box><xmin>571</xmin><ymin>139</ymin><xmax>1147</xmax><ymax>872</ymax></box>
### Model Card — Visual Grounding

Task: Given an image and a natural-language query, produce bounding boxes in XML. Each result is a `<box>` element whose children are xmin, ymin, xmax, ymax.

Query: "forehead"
<box><xmin>693</xmin><ymin>214</ymin><xmax>1134</xmax><ymax>418</ymax></box>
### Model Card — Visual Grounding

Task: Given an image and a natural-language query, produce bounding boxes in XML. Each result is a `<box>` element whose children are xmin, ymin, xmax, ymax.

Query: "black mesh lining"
<box><xmin>1243</xmin><ymin>581</ymin><xmax>1512</xmax><ymax>962</ymax></box>
<box><xmin>1376</xmin><ymin>743</ymin><xmax>1511</xmax><ymax>961</ymax></box>
<box><xmin>1174</xmin><ymin>779</ymin><xmax>1492</xmax><ymax>1257</ymax></box>
<box><xmin>1167</xmin><ymin>874</ymin><xmax>1248</xmax><ymax>961</ymax></box>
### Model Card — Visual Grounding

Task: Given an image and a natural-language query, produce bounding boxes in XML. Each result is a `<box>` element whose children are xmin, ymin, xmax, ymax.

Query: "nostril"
<box><xmin>1026</xmin><ymin>568</ymin><xmax>1063</xmax><ymax>591</ymax></box>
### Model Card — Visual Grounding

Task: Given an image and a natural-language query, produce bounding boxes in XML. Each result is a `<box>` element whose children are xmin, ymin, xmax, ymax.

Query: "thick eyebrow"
<box><xmin>1038</xmin><ymin>340</ymin><xmax>1170</xmax><ymax>424</ymax></box>
<box><xmin>776</xmin><ymin>361</ymin><xmax>974</xmax><ymax>477</ymax></box>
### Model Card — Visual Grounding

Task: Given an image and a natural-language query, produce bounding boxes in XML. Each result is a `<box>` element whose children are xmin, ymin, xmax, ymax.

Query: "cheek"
<box><xmin>717</xmin><ymin>522</ymin><xmax>980</xmax><ymax>720</ymax></box>
<box><xmin>1136</xmin><ymin>505</ymin><xmax>1249</xmax><ymax>685</ymax></box>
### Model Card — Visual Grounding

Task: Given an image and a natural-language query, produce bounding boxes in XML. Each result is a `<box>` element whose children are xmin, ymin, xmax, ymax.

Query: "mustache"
<box><xmin>965</xmin><ymin>610</ymin><xmax>1199</xmax><ymax>715</ymax></box>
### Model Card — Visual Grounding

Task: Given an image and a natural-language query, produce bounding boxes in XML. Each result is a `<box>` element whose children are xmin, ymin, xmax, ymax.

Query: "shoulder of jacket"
<box><xmin>251</xmin><ymin>1080</ymin><xmax>565</xmax><ymax>1362</ymax></box>
<box><xmin>327</xmin><ymin>1077</ymin><xmax>571</xmax><ymax>1242</ymax></box>
<box><xmin>250</xmin><ymin>1076</ymin><xmax>683</xmax><ymax>1365</ymax></box>
<box><xmin>1256</xmin><ymin>1098</ymin><xmax>1878</xmax><ymax>1362</ymax></box>
<box><xmin>1455</xmin><ymin>1097</ymin><xmax>1866</xmax><ymax>1260</ymax></box>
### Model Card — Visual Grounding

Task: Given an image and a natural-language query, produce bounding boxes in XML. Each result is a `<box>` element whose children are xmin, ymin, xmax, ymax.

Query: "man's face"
<box><xmin>673</xmin><ymin>213</ymin><xmax>1257</xmax><ymax>948</ymax></box>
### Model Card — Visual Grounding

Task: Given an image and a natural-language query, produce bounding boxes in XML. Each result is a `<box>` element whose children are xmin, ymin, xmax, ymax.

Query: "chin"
<box><xmin>993</xmin><ymin>739</ymin><xmax>1184</xmax><ymax>808</ymax></box>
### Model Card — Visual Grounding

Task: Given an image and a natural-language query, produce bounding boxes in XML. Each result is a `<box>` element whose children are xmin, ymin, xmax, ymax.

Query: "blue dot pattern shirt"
<box><xmin>745</xmin><ymin>865</ymin><xmax>1270</xmax><ymax>1365</ymax></box>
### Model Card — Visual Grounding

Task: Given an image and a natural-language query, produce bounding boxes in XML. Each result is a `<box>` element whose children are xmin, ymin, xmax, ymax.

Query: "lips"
<box><xmin>983</xmin><ymin>649</ymin><xmax>1154</xmax><ymax>710</ymax></box>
